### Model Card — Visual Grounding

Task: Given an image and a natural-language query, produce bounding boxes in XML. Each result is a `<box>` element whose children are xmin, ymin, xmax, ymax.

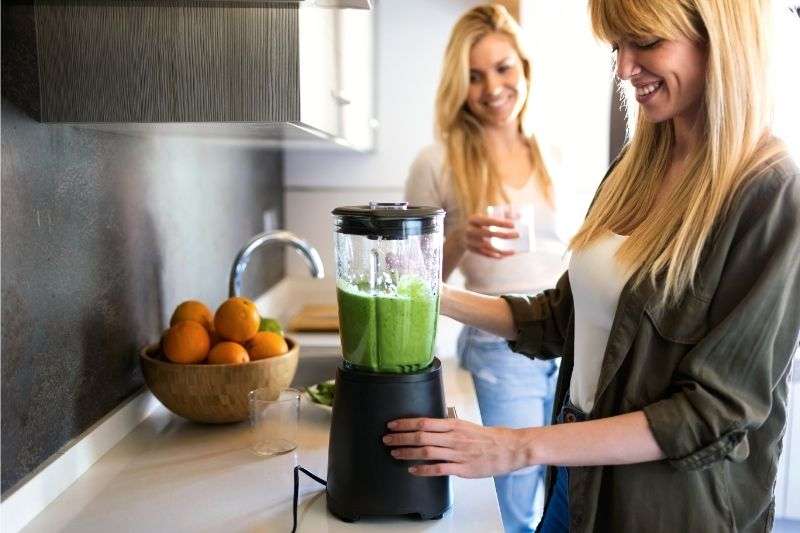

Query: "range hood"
<box><xmin>196</xmin><ymin>0</ymin><xmax>372</xmax><ymax>7</ymax></box>
<box><xmin>2</xmin><ymin>1</ymin><xmax>375</xmax><ymax>151</ymax></box>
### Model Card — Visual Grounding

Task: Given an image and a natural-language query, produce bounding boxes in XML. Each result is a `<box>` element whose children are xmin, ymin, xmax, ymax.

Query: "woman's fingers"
<box><xmin>464</xmin><ymin>241</ymin><xmax>515</xmax><ymax>258</ymax></box>
<box><xmin>408</xmin><ymin>462</ymin><xmax>471</xmax><ymax>478</ymax></box>
<box><xmin>467</xmin><ymin>214</ymin><xmax>515</xmax><ymax>228</ymax></box>
<box><xmin>383</xmin><ymin>429</ymin><xmax>455</xmax><ymax>448</ymax></box>
<box><xmin>387</xmin><ymin>417</ymin><xmax>456</xmax><ymax>432</ymax></box>
<box><xmin>466</xmin><ymin>225</ymin><xmax>519</xmax><ymax>240</ymax></box>
<box><xmin>389</xmin><ymin>445</ymin><xmax>462</xmax><ymax>462</ymax></box>
<box><xmin>463</xmin><ymin>231</ymin><xmax>517</xmax><ymax>258</ymax></box>
<box><xmin>458</xmin><ymin>216</ymin><xmax>518</xmax><ymax>259</ymax></box>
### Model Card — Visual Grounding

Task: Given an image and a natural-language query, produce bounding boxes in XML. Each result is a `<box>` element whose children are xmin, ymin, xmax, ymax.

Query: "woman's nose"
<box><xmin>485</xmin><ymin>74</ymin><xmax>503</xmax><ymax>96</ymax></box>
<box><xmin>615</xmin><ymin>45</ymin><xmax>642</xmax><ymax>80</ymax></box>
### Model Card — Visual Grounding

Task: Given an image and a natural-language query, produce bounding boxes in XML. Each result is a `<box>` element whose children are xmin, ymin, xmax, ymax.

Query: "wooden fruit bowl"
<box><xmin>139</xmin><ymin>336</ymin><xmax>299</xmax><ymax>424</ymax></box>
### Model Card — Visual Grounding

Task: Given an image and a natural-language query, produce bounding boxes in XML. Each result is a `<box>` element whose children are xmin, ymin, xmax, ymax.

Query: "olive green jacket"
<box><xmin>502</xmin><ymin>156</ymin><xmax>800</xmax><ymax>532</ymax></box>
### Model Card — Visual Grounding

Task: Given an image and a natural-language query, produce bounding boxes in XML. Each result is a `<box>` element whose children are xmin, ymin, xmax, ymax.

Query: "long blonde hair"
<box><xmin>573</xmin><ymin>0</ymin><xmax>786</xmax><ymax>304</ymax></box>
<box><xmin>436</xmin><ymin>4</ymin><xmax>553</xmax><ymax>215</ymax></box>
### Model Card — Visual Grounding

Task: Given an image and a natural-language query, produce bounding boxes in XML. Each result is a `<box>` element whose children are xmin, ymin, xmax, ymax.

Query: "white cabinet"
<box><xmin>298</xmin><ymin>5</ymin><xmax>376</xmax><ymax>151</ymax></box>
<box><xmin>336</xmin><ymin>7</ymin><xmax>376</xmax><ymax>151</ymax></box>
<box><xmin>299</xmin><ymin>6</ymin><xmax>341</xmax><ymax>138</ymax></box>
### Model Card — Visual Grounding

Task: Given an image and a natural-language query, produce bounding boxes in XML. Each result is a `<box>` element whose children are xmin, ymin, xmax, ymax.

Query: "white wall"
<box><xmin>521</xmin><ymin>0</ymin><xmax>613</xmax><ymax>202</ymax></box>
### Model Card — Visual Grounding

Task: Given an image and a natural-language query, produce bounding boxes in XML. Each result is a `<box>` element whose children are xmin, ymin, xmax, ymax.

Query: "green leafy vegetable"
<box><xmin>306</xmin><ymin>379</ymin><xmax>335</xmax><ymax>407</ymax></box>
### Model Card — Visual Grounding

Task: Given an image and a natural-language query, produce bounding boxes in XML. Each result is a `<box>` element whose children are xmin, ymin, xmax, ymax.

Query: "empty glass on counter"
<box><xmin>248</xmin><ymin>388</ymin><xmax>301</xmax><ymax>456</ymax></box>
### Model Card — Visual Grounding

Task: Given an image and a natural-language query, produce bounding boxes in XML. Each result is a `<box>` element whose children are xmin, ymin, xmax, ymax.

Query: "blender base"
<box><xmin>325</xmin><ymin>358</ymin><xmax>452</xmax><ymax>521</ymax></box>
<box><xmin>326</xmin><ymin>496</ymin><xmax>359</xmax><ymax>523</ymax></box>
<box><xmin>327</xmin><ymin>494</ymin><xmax>447</xmax><ymax>522</ymax></box>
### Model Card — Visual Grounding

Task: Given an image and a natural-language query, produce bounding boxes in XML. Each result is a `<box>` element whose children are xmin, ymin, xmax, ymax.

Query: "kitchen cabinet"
<box><xmin>298</xmin><ymin>5</ymin><xmax>376</xmax><ymax>151</ymax></box>
<box><xmin>2</xmin><ymin>2</ymin><xmax>375</xmax><ymax>151</ymax></box>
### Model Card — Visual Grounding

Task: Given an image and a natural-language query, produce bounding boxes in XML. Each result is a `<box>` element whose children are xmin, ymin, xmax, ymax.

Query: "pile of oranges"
<box><xmin>161</xmin><ymin>297</ymin><xmax>288</xmax><ymax>365</ymax></box>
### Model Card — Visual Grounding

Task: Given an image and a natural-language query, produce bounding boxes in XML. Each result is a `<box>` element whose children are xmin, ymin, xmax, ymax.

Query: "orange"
<box><xmin>162</xmin><ymin>321</ymin><xmax>210</xmax><ymax>364</ymax></box>
<box><xmin>214</xmin><ymin>297</ymin><xmax>261</xmax><ymax>343</ymax></box>
<box><xmin>207</xmin><ymin>341</ymin><xmax>250</xmax><ymax>365</ymax></box>
<box><xmin>170</xmin><ymin>300</ymin><xmax>213</xmax><ymax>333</ymax></box>
<box><xmin>247</xmin><ymin>331</ymin><xmax>289</xmax><ymax>360</ymax></box>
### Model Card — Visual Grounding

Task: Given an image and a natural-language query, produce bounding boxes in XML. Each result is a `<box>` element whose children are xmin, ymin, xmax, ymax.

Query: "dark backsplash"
<box><xmin>1</xmin><ymin>99</ymin><xmax>285</xmax><ymax>494</ymax></box>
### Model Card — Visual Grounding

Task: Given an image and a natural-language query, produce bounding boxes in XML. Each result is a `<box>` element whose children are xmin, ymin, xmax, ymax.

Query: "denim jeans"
<box><xmin>457</xmin><ymin>326</ymin><xmax>559</xmax><ymax>533</ymax></box>
<box><xmin>536</xmin><ymin>396</ymin><xmax>587</xmax><ymax>533</ymax></box>
<box><xmin>536</xmin><ymin>467</ymin><xmax>569</xmax><ymax>533</ymax></box>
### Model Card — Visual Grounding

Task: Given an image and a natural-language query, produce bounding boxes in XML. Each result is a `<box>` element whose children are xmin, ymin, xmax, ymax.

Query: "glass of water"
<box><xmin>485</xmin><ymin>203</ymin><xmax>535</xmax><ymax>253</ymax></box>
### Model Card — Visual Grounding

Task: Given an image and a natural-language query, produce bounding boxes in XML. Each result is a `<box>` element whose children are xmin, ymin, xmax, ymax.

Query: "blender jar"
<box><xmin>333</xmin><ymin>203</ymin><xmax>444</xmax><ymax>373</ymax></box>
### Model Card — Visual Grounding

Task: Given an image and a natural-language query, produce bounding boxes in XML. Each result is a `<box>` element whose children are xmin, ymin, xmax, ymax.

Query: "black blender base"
<box><xmin>327</xmin><ymin>493</ymin><xmax>449</xmax><ymax>522</ymax></box>
<box><xmin>326</xmin><ymin>359</ymin><xmax>453</xmax><ymax>523</ymax></box>
<box><xmin>327</xmin><ymin>495</ymin><xmax>359</xmax><ymax>522</ymax></box>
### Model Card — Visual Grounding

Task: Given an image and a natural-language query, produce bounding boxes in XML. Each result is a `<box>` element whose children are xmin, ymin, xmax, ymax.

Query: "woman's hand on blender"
<box><xmin>463</xmin><ymin>214</ymin><xmax>518</xmax><ymax>258</ymax></box>
<box><xmin>383</xmin><ymin>417</ymin><xmax>528</xmax><ymax>478</ymax></box>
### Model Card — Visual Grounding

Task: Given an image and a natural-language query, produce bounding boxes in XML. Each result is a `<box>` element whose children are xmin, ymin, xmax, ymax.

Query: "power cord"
<box><xmin>292</xmin><ymin>466</ymin><xmax>327</xmax><ymax>533</ymax></box>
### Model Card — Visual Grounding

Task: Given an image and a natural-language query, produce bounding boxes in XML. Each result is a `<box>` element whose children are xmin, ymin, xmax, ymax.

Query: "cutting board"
<box><xmin>288</xmin><ymin>304</ymin><xmax>340</xmax><ymax>332</ymax></box>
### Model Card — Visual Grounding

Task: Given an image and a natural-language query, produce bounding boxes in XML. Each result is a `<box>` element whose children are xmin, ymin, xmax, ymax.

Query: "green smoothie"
<box><xmin>337</xmin><ymin>276</ymin><xmax>439</xmax><ymax>373</ymax></box>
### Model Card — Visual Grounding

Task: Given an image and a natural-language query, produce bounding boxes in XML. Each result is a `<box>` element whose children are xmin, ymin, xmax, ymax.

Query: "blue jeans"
<box><xmin>457</xmin><ymin>326</ymin><xmax>559</xmax><ymax>533</ymax></box>
<box><xmin>537</xmin><ymin>467</ymin><xmax>570</xmax><ymax>533</ymax></box>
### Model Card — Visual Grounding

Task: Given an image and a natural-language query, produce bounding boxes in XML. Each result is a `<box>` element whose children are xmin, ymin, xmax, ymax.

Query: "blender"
<box><xmin>326</xmin><ymin>202</ymin><xmax>452</xmax><ymax>522</ymax></box>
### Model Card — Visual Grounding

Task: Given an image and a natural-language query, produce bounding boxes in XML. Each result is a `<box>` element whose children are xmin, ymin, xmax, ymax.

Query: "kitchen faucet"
<box><xmin>229</xmin><ymin>230</ymin><xmax>324</xmax><ymax>298</ymax></box>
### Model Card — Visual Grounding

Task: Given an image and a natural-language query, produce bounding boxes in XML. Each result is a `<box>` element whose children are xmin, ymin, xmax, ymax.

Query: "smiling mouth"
<box><xmin>636</xmin><ymin>81</ymin><xmax>663</xmax><ymax>97</ymax></box>
<box><xmin>484</xmin><ymin>95</ymin><xmax>511</xmax><ymax>109</ymax></box>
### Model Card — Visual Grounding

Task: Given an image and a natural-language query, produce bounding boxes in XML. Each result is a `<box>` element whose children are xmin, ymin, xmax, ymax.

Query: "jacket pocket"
<box><xmin>644</xmin><ymin>292</ymin><xmax>711</xmax><ymax>344</ymax></box>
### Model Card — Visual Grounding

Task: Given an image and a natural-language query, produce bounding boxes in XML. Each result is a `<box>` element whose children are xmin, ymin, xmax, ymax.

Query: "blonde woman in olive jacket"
<box><xmin>385</xmin><ymin>1</ymin><xmax>800</xmax><ymax>531</ymax></box>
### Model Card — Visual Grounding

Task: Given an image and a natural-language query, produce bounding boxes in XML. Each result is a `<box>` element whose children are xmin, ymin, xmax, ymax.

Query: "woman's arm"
<box><xmin>440</xmin><ymin>284</ymin><xmax>517</xmax><ymax>340</ymax></box>
<box><xmin>383</xmin><ymin>411</ymin><xmax>664</xmax><ymax>478</ymax></box>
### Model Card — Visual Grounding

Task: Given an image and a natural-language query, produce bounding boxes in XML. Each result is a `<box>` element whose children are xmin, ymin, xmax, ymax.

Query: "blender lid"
<box><xmin>333</xmin><ymin>202</ymin><xmax>444</xmax><ymax>239</ymax></box>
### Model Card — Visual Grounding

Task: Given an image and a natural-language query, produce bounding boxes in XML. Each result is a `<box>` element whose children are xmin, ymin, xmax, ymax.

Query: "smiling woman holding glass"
<box><xmin>393</xmin><ymin>0</ymin><xmax>800</xmax><ymax>531</ymax></box>
<box><xmin>404</xmin><ymin>5</ymin><xmax>571</xmax><ymax>531</ymax></box>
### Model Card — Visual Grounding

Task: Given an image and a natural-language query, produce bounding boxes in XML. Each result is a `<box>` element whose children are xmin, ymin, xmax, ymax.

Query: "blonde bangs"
<box><xmin>589</xmin><ymin>0</ymin><xmax>702</xmax><ymax>44</ymax></box>
<box><xmin>574</xmin><ymin>0</ymin><xmax>784</xmax><ymax>305</ymax></box>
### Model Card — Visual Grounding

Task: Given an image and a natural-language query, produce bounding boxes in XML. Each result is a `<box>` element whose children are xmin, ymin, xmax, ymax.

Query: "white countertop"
<box><xmin>22</xmin><ymin>354</ymin><xmax>503</xmax><ymax>533</ymax></box>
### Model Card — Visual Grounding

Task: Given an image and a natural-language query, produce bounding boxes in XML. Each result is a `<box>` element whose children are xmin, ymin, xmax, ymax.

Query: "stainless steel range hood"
<box><xmin>195</xmin><ymin>0</ymin><xmax>371</xmax><ymax>7</ymax></box>
<box><xmin>2</xmin><ymin>1</ymin><xmax>375</xmax><ymax>151</ymax></box>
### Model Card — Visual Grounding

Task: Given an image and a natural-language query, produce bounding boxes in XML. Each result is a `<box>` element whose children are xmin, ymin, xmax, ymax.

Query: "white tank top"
<box><xmin>567</xmin><ymin>232</ymin><xmax>632</xmax><ymax>412</ymax></box>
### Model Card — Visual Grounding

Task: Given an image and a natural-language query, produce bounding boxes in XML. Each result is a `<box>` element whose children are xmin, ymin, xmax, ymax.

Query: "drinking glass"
<box><xmin>485</xmin><ymin>203</ymin><xmax>535</xmax><ymax>253</ymax></box>
<box><xmin>248</xmin><ymin>388</ymin><xmax>301</xmax><ymax>456</ymax></box>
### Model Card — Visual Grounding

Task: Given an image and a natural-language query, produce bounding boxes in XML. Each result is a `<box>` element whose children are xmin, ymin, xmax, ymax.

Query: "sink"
<box><xmin>291</xmin><ymin>347</ymin><xmax>341</xmax><ymax>388</ymax></box>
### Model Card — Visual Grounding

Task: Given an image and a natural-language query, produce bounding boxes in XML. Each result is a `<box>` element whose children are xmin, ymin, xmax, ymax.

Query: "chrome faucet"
<box><xmin>228</xmin><ymin>230</ymin><xmax>324</xmax><ymax>298</ymax></box>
